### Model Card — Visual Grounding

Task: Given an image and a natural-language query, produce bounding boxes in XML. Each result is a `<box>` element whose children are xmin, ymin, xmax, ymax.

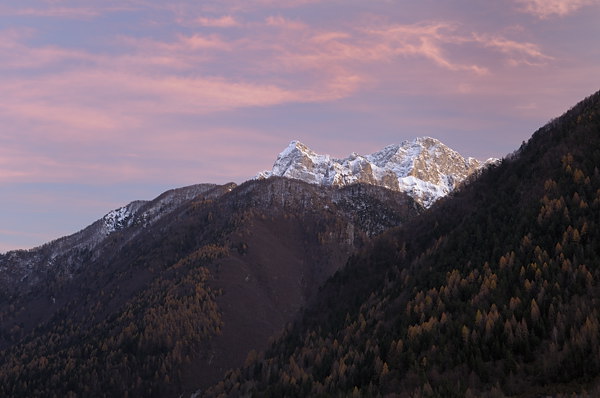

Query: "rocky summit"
<box><xmin>257</xmin><ymin>137</ymin><xmax>497</xmax><ymax>207</ymax></box>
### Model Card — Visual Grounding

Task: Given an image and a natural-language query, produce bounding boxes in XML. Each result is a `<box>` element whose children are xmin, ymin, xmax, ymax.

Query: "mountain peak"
<box><xmin>415</xmin><ymin>135</ymin><xmax>441</xmax><ymax>145</ymax></box>
<box><xmin>258</xmin><ymin>137</ymin><xmax>494</xmax><ymax>207</ymax></box>
<box><xmin>281</xmin><ymin>140</ymin><xmax>313</xmax><ymax>156</ymax></box>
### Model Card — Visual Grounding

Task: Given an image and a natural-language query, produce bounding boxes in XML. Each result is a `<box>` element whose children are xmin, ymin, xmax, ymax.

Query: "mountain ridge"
<box><xmin>0</xmin><ymin>176</ymin><xmax>422</xmax><ymax>397</ymax></box>
<box><xmin>258</xmin><ymin>137</ymin><xmax>497</xmax><ymax>207</ymax></box>
<box><xmin>0</xmin><ymin>183</ymin><xmax>235</xmax><ymax>298</ymax></box>
<box><xmin>0</xmin><ymin>134</ymin><xmax>502</xmax><ymax>397</ymax></box>
<box><xmin>199</xmin><ymin>90</ymin><xmax>600</xmax><ymax>397</ymax></box>
<box><xmin>0</xmin><ymin>135</ymin><xmax>487</xmax><ymax>291</ymax></box>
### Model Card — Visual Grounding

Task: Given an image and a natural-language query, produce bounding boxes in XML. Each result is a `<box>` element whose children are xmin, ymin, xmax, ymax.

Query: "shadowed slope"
<box><xmin>201</xmin><ymin>91</ymin><xmax>600</xmax><ymax>397</ymax></box>
<box><xmin>0</xmin><ymin>177</ymin><xmax>421</xmax><ymax>397</ymax></box>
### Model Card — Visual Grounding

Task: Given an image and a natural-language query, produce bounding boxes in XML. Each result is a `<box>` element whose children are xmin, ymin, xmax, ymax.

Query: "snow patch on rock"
<box><xmin>257</xmin><ymin>137</ymin><xmax>497</xmax><ymax>207</ymax></box>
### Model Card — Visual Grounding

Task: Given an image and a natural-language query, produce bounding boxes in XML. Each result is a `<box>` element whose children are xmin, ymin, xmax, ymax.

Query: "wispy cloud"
<box><xmin>0</xmin><ymin>124</ymin><xmax>281</xmax><ymax>184</ymax></box>
<box><xmin>473</xmin><ymin>34</ymin><xmax>553</xmax><ymax>66</ymax></box>
<box><xmin>0</xmin><ymin>3</ymin><xmax>134</xmax><ymax>19</ymax></box>
<box><xmin>0</xmin><ymin>9</ymin><xmax>560</xmax><ymax>154</ymax></box>
<box><xmin>515</xmin><ymin>0</ymin><xmax>600</xmax><ymax>18</ymax></box>
<box><xmin>0</xmin><ymin>70</ymin><xmax>325</xmax><ymax>136</ymax></box>
<box><xmin>1</xmin><ymin>0</ymin><xmax>599</xmax><ymax>251</ymax></box>
<box><xmin>0</xmin><ymin>32</ymin><xmax>349</xmax><ymax>142</ymax></box>
<box><xmin>177</xmin><ymin>33</ymin><xmax>233</xmax><ymax>50</ymax></box>
<box><xmin>196</xmin><ymin>15</ymin><xmax>240</xmax><ymax>27</ymax></box>
<box><xmin>367</xmin><ymin>22</ymin><xmax>554</xmax><ymax>73</ymax></box>
<box><xmin>265</xmin><ymin>15</ymin><xmax>307</xmax><ymax>30</ymax></box>
<box><xmin>364</xmin><ymin>23</ymin><xmax>485</xmax><ymax>74</ymax></box>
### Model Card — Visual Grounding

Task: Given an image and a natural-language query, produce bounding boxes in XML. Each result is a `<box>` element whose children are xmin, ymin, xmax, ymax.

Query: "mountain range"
<box><xmin>0</xmin><ymin>136</ymin><xmax>486</xmax><ymax>300</ymax></box>
<box><xmin>0</xmin><ymin>175</ymin><xmax>420</xmax><ymax>397</ymax></box>
<box><xmin>200</xmin><ymin>90</ymin><xmax>600</xmax><ymax>397</ymax></box>
<box><xmin>2</xmin><ymin>90</ymin><xmax>600</xmax><ymax>397</ymax></box>
<box><xmin>258</xmin><ymin>137</ymin><xmax>496</xmax><ymax>208</ymax></box>
<box><xmin>0</xmin><ymin>135</ymin><xmax>486</xmax><ymax>397</ymax></box>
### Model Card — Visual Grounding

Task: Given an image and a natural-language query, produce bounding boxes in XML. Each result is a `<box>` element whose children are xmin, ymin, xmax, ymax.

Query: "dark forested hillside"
<box><xmin>201</xmin><ymin>91</ymin><xmax>600</xmax><ymax>398</ymax></box>
<box><xmin>0</xmin><ymin>178</ymin><xmax>420</xmax><ymax>398</ymax></box>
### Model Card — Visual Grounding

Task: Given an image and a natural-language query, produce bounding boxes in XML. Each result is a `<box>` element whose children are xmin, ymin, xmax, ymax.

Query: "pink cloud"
<box><xmin>1</xmin><ymin>7</ymin><xmax>561</xmax><ymax>146</ymax></box>
<box><xmin>0</xmin><ymin>29</ymin><xmax>101</xmax><ymax>69</ymax></box>
<box><xmin>120</xmin><ymin>33</ymin><xmax>232</xmax><ymax>53</ymax></box>
<box><xmin>0</xmin><ymin>149</ymin><xmax>68</xmax><ymax>183</ymax></box>
<box><xmin>177</xmin><ymin>33</ymin><xmax>233</xmax><ymax>50</ymax></box>
<box><xmin>363</xmin><ymin>22</ymin><xmax>555</xmax><ymax>75</ymax></box>
<box><xmin>311</xmin><ymin>32</ymin><xmax>351</xmax><ymax>43</ymax></box>
<box><xmin>0</xmin><ymin>28</ymin><xmax>366</xmax><ymax>141</ymax></box>
<box><xmin>0</xmin><ymin>8</ymin><xmax>567</xmax><ymax>152</ymax></box>
<box><xmin>0</xmin><ymin>145</ymin><xmax>147</xmax><ymax>184</ymax></box>
<box><xmin>0</xmin><ymin>170</ymin><xmax>30</xmax><ymax>181</ymax></box>
<box><xmin>220</xmin><ymin>0</ymin><xmax>323</xmax><ymax>11</ymax></box>
<box><xmin>14</xmin><ymin>7</ymin><xmax>101</xmax><ymax>18</ymax></box>
<box><xmin>0</xmin><ymin>28</ymin><xmax>34</xmax><ymax>45</ymax></box>
<box><xmin>253</xmin><ymin>0</ymin><xmax>321</xmax><ymax>5</ymax></box>
<box><xmin>242</xmin><ymin>21</ymin><xmax>485</xmax><ymax>81</ymax></box>
<box><xmin>265</xmin><ymin>15</ymin><xmax>307</xmax><ymax>30</ymax></box>
<box><xmin>1</xmin><ymin>0</ymin><xmax>598</xmax><ymax>253</ymax></box>
<box><xmin>0</xmin><ymin>5</ymin><xmax>96</xmax><ymax>18</ymax></box>
<box><xmin>364</xmin><ymin>23</ymin><xmax>488</xmax><ymax>74</ymax></box>
<box><xmin>0</xmin><ymin>3</ymin><xmax>134</xmax><ymax>19</ymax></box>
<box><xmin>196</xmin><ymin>15</ymin><xmax>239</xmax><ymax>27</ymax></box>
<box><xmin>0</xmin><ymin>70</ymin><xmax>306</xmax><ymax>131</ymax></box>
<box><xmin>473</xmin><ymin>34</ymin><xmax>553</xmax><ymax>66</ymax></box>
<box><xmin>0</xmin><ymin>124</ymin><xmax>283</xmax><ymax>185</ymax></box>
<box><xmin>515</xmin><ymin>0</ymin><xmax>600</xmax><ymax>18</ymax></box>
<box><xmin>1</xmin><ymin>101</ymin><xmax>120</xmax><ymax>131</ymax></box>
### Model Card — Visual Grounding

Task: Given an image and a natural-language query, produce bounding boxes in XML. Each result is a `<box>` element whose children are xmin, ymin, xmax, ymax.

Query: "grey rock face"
<box><xmin>257</xmin><ymin>137</ymin><xmax>497</xmax><ymax>207</ymax></box>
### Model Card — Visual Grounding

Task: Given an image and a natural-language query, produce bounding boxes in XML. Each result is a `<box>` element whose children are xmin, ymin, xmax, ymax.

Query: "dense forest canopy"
<box><xmin>201</xmin><ymin>91</ymin><xmax>600</xmax><ymax>397</ymax></box>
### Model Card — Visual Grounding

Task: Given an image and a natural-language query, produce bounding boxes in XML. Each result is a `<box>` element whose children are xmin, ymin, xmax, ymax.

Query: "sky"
<box><xmin>1</xmin><ymin>0</ymin><xmax>600</xmax><ymax>252</ymax></box>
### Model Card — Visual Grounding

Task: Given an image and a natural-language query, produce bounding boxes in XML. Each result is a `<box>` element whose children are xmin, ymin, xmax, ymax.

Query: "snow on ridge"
<box><xmin>103</xmin><ymin>206</ymin><xmax>134</xmax><ymax>233</ymax></box>
<box><xmin>256</xmin><ymin>137</ymin><xmax>496</xmax><ymax>207</ymax></box>
<box><xmin>101</xmin><ymin>184</ymin><xmax>218</xmax><ymax>235</ymax></box>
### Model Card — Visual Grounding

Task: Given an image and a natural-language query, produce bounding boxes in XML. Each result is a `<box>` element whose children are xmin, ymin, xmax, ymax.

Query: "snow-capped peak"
<box><xmin>257</xmin><ymin>137</ymin><xmax>496</xmax><ymax>207</ymax></box>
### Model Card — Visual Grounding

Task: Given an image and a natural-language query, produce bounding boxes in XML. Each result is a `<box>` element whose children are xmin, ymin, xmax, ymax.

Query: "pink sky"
<box><xmin>1</xmin><ymin>0</ymin><xmax>600</xmax><ymax>251</ymax></box>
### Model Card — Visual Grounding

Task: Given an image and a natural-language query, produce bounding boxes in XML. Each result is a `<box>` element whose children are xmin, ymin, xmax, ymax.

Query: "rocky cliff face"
<box><xmin>258</xmin><ymin>137</ymin><xmax>497</xmax><ymax>207</ymax></box>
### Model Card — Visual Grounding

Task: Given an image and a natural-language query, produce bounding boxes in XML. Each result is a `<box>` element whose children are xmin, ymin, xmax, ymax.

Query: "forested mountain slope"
<box><xmin>0</xmin><ymin>178</ymin><xmax>420</xmax><ymax>398</ymax></box>
<box><xmin>201</xmin><ymin>91</ymin><xmax>600</xmax><ymax>397</ymax></box>
<box><xmin>0</xmin><ymin>183</ymin><xmax>225</xmax><ymax>299</ymax></box>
